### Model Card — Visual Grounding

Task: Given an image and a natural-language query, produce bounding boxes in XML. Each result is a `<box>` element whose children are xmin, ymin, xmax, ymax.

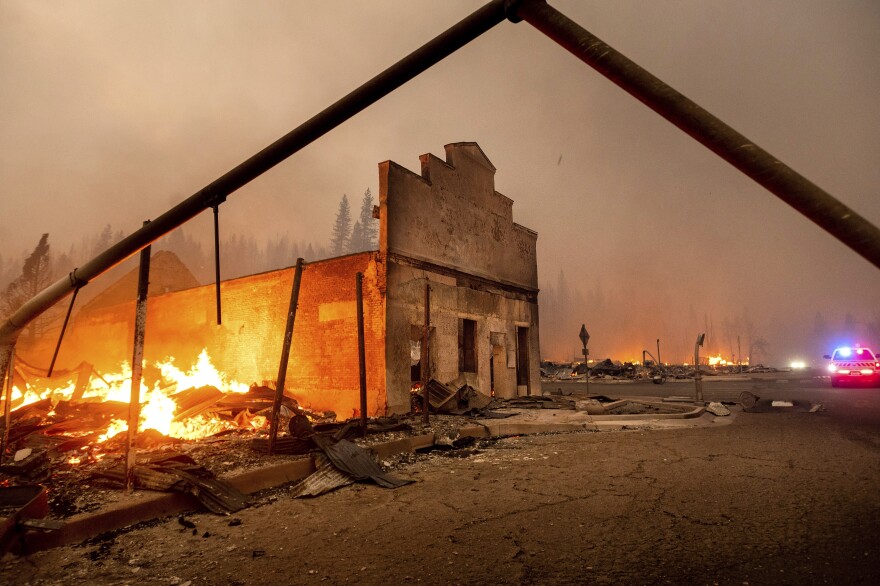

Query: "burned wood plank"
<box><xmin>52</xmin><ymin>399</ymin><xmax>129</xmax><ymax>421</ymax></box>
<box><xmin>6</xmin><ymin>399</ymin><xmax>52</xmax><ymax>423</ymax></box>
<box><xmin>4</xmin><ymin>421</ymin><xmax>52</xmax><ymax>445</ymax></box>
<box><xmin>95</xmin><ymin>453</ymin><xmax>249</xmax><ymax>514</ymax></box>
<box><xmin>241</xmin><ymin>385</ymin><xmax>279</xmax><ymax>402</ymax></box>
<box><xmin>170</xmin><ymin>386</ymin><xmax>226</xmax><ymax>421</ymax></box>
<box><xmin>50</xmin><ymin>433</ymin><xmax>102</xmax><ymax>454</ymax></box>
<box><xmin>97</xmin><ymin>465</ymin><xmax>182</xmax><ymax>492</ymax></box>
<box><xmin>423</xmin><ymin>379</ymin><xmax>458</xmax><ymax>410</ymax></box>
<box><xmin>215</xmin><ymin>387</ymin><xmax>297</xmax><ymax>412</ymax></box>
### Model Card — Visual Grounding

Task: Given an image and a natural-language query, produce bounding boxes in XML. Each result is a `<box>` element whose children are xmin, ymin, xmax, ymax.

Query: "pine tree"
<box><xmin>92</xmin><ymin>224</ymin><xmax>114</xmax><ymax>256</ymax></box>
<box><xmin>348</xmin><ymin>221</ymin><xmax>365</xmax><ymax>253</ymax></box>
<box><xmin>330</xmin><ymin>194</ymin><xmax>352</xmax><ymax>256</ymax></box>
<box><xmin>1</xmin><ymin>233</ymin><xmax>54</xmax><ymax>339</ymax></box>
<box><xmin>358</xmin><ymin>188</ymin><xmax>377</xmax><ymax>250</ymax></box>
<box><xmin>0</xmin><ymin>253</ymin><xmax>15</xmax><ymax>291</ymax></box>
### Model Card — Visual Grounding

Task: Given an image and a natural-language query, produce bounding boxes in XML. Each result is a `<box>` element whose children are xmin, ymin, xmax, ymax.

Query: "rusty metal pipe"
<box><xmin>515</xmin><ymin>0</ymin><xmax>880</xmax><ymax>270</ymax></box>
<box><xmin>0</xmin><ymin>0</ymin><xmax>510</xmax><ymax>385</ymax></box>
<box><xmin>47</xmin><ymin>286</ymin><xmax>80</xmax><ymax>377</ymax></box>
<box><xmin>213</xmin><ymin>206</ymin><xmax>222</xmax><ymax>325</ymax></box>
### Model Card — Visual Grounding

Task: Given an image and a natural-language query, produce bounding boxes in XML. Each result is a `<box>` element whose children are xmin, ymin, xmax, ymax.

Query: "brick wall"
<box><xmin>18</xmin><ymin>252</ymin><xmax>387</xmax><ymax>418</ymax></box>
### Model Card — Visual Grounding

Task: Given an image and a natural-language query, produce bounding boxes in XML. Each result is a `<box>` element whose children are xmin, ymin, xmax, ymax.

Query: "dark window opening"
<box><xmin>411</xmin><ymin>357</ymin><xmax>421</xmax><ymax>383</ymax></box>
<box><xmin>516</xmin><ymin>326</ymin><xmax>530</xmax><ymax>390</ymax></box>
<box><xmin>459</xmin><ymin>318</ymin><xmax>477</xmax><ymax>373</ymax></box>
<box><xmin>410</xmin><ymin>327</ymin><xmax>430</xmax><ymax>384</ymax></box>
<box><xmin>489</xmin><ymin>351</ymin><xmax>495</xmax><ymax>396</ymax></box>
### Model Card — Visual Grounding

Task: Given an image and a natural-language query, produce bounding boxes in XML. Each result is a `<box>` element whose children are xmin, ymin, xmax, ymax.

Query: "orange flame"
<box><xmin>12</xmin><ymin>348</ymin><xmax>261</xmax><ymax>442</ymax></box>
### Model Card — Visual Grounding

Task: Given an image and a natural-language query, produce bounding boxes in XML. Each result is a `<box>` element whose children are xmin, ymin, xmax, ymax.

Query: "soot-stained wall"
<box><xmin>380</xmin><ymin>142</ymin><xmax>541</xmax><ymax>413</ymax></box>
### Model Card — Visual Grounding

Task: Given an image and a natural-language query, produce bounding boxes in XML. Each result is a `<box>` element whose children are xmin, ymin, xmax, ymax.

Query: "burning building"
<box><xmin>12</xmin><ymin>142</ymin><xmax>540</xmax><ymax>426</ymax></box>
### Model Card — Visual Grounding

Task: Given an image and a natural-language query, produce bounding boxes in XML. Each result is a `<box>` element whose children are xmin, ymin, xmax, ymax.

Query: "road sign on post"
<box><xmin>579</xmin><ymin>325</ymin><xmax>590</xmax><ymax>346</ymax></box>
<box><xmin>579</xmin><ymin>324</ymin><xmax>590</xmax><ymax>395</ymax></box>
<box><xmin>694</xmin><ymin>333</ymin><xmax>706</xmax><ymax>402</ymax></box>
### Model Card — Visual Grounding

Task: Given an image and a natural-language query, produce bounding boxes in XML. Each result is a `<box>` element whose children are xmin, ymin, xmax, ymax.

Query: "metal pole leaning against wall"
<box><xmin>514</xmin><ymin>0</ymin><xmax>880</xmax><ymax>271</ymax></box>
<box><xmin>269</xmin><ymin>258</ymin><xmax>305</xmax><ymax>455</ymax></box>
<box><xmin>0</xmin><ymin>0</ymin><xmax>514</xmax><ymax>398</ymax></box>
<box><xmin>356</xmin><ymin>273</ymin><xmax>368</xmax><ymax>436</ymax></box>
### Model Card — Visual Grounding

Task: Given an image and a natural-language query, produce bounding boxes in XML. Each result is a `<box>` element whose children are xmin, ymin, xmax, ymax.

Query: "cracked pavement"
<box><xmin>3</xmin><ymin>383</ymin><xmax>879</xmax><ymax>585</ymax></box>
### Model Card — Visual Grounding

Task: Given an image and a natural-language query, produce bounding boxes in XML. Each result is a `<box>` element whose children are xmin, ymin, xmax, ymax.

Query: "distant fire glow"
<box><xmin>789</xmin><ymin>360</ymin><xmax>806</xmax><ymax>369</ymax></box>
<box><xmin>707</xmin><ymin>355</ymin><xmax>731</xmax><ymax>366</ymax></box>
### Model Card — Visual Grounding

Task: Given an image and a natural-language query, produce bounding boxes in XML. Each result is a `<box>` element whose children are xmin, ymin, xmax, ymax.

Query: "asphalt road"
<box><xmin>4</xmin><ymin>379</ymin><xmax>880</xmax><ymax>585</ymax></box>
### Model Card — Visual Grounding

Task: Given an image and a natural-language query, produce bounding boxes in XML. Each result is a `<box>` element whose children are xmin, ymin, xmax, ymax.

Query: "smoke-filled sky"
<box><xmin>1</xmin><ymin>0</ymin><xmax>878</xmax><ymax>365</ymax></box>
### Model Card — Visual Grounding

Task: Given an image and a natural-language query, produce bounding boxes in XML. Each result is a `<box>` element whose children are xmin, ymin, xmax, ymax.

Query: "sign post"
<box><xmin>579</xmin><ymin>324</ymin><xmax>590</xmax><ymax>395</ymax></box>
<box><xmin>694</xmin><ymin>333</ymin><xmax>706</xmax><ymax>402</ymax></box>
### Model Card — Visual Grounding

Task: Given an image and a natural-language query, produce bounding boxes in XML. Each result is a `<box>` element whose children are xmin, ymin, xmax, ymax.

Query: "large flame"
<box><xmin>10</xmin><ymin>348</ymin><xmax>260</xmax><ymax>442</ymax></box>
<box><xmin>157</xmin><ymin>349</ymin><xmax>250</xmax><ymax>395</ymax></box>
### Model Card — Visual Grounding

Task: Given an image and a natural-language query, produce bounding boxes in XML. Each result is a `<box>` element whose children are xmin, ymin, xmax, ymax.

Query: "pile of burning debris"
<box><xmin>1</xmin><ymin>350</ymin><xmax>401</xmax><ymax>520</ymax></box>
<box><xmin>0</xmin><ymin>371</ymin><xmax>301</xmax><ymax>520</ymax></box>
<box><xmin>0</xmin><ymin>348</ymin><xmax>515</xmax><ymax>553</ymax></box>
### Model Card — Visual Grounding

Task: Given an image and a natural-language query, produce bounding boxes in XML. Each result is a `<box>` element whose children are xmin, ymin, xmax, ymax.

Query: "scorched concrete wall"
<box><xmin>379</xmin><ymin>142</ymin><xmax>538</xmax><ymax>291</ymax></box>
<box><xmin>379</xmin><ymin>142</ymin><xmax>541</xmax><ymax>412</ymax></box>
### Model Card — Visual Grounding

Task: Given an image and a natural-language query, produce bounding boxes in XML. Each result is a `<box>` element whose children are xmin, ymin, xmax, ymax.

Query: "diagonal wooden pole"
<box><xmin>268</xmin><ymin>258</ymin><xmax>305</xmax><ymax>455</ymax></box>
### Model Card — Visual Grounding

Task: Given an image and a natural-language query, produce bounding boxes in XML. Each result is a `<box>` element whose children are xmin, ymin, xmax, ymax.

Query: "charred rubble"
<box><xmin>540</xmin><ymin>359</ymin><xmax>768</xmax><ymax>382</ymax></box>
